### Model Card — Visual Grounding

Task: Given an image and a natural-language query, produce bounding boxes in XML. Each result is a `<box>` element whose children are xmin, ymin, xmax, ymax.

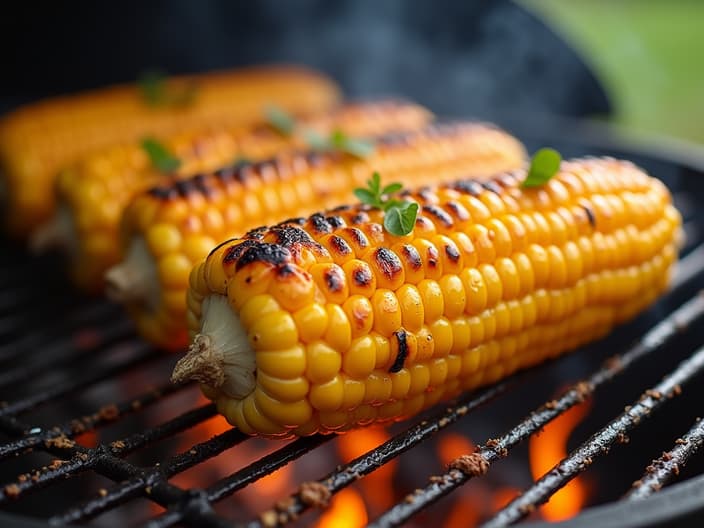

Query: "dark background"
<box><xmin>1</xmin><ymin>0</ymin><xmax>609</xmax><ymax>122</ymax></box>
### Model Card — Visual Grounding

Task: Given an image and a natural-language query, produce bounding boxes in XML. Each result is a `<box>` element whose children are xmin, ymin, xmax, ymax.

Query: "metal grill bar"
<box><xmin>52</xmin><ymin>428</ymin><xmax>249</xmax><ymax>524</ymax></box>
<box><xmin>0</xmin><ymin>341</ymin><xmax>158</xmax><ymax>417</ymax></box>
<box><xmin>483</xmin><ymin>344</ymin><xmax>704</xmax><ymax>528</ymax></box>
<box><xmin>368</xmin><ymin>292</ymin><xmax>704</xmax><ymax>528</ymax></box>
<box><xmin>627</xmin><ymin>417</ymin><xmax>704</xmax><ymax>500</ymax></box>
<box><xmin>251</xmin><ymin>380</ymin><xmax>508</xmax><ymax>528</ymax></box>
<box><xmin>0</xmin><ymin>319</ymin><xmax>133</xmax><ymax>389</ymax></box>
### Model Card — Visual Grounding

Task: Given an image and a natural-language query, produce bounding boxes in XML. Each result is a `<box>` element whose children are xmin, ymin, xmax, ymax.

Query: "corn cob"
<box><xmin>0</xmin><ymin>65</ymin><xmax>341</xmax><ymax>237</ymax></box>
<box><xmin>105</xmin><ymin>123</ymin><xmax>527</xmax><ymax>349</ymax></box>
<box><xmin>33</xmin><ymin>100</ymin><xmax>433</xmax><ymax>292</ymax></box>
<box><xmin>171</xmin><ymin>157</ymin><xmax>681</xmax><ymax>438</ymax></box>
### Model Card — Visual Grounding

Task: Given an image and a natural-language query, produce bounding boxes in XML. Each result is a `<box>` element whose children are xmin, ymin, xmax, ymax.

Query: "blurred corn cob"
<box><xmin>0</xmin><ymin>65</ymin><xmax>341</xmax><ymax>237</ymax></box>
<box><xmin>106</xmin><ymin>122</ymin><xmax>527</xmax><ymax>349</ymax></box>
<box><xmin>32</xmin><ymin>100</ymin><xmax>432</xmax><ymax>292</ymax></box>
<box><xmin>172</xmin><ymin>157</ymin><xmax>681</xmax><ymax>438</ymax></box>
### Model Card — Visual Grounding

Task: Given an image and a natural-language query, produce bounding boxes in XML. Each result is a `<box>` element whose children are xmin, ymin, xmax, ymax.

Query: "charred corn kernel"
<box><xmin>38</xmin><ymin>99</ymin><xmax>432</xmax><ymax>292</ymax></box>
<box><xmin>2</xmin><ymin>66</ymin><xmax>341</xmax><ymax>238</ymax></box>
<box><xmin>172</xmin><ymin>157</ymin><xmax>680</xmax><ymax>437</ymax></box>
<box><xmin>107</xmin><ymin>122</ymin><xmax>526</xmax><ymax>347</ymax></box>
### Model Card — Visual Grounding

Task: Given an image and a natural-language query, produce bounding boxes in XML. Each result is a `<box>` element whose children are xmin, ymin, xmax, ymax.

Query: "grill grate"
<box><xmin>1</xmin><ymin>136</ymin><xmax>704</xmax><ymax>527</ymax></box>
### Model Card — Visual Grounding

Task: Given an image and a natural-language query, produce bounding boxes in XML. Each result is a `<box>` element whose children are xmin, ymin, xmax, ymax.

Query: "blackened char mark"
<box><xmin>234</xmin><ymin>243</ymin><xmax>291</xmax><ymax>271</ymax></box>
<box><xmin>453</xmin><ymin>179</ymin><xmax>483</xmax><ymax>197</ymax></box>
<box><xmin>422</xmin><ymin>205</ymin><xmax>454</xmax><ymax>228</ymax></box>
<box><xmin>352</xmin><ymin>265</ymin><xmax>372</xmax><ymax>287</ymax></box>
<box><xmin>445</xmin><ymin>201</ymin><xmax>470</xmax><ymax>221</ymax></box>
<box><xmin>482</xmin><ymin>180</ymin><xmax>503</xmax><ymax>195</ymax></box>
<box><xmin>374</xmin><ymin>247</ymin><xmax>403</xmax><ymax>281</ymax></box>
<box><xmin>147</xmin><ymin>186</ymin><xmax>178</xmax><ymax>200</ymax></box>
<box><xmin>279</xmin><ymin>217</ymin><xmax>307</xmax><ymax>226</ymax></box>
<box><xmin>329</xmin><ymin>235</ymin><xmax>352</xmax><ymax>257</ymax></box>
<box><xmin>309</xmin><ymin>213</ymin><xmax>333</xmax><ymax>234</ymax></box>
<box><xmin>208</xmin><ymin>238</ymin><xmax>239</xmax><ymax>259</ymax></box>
<box><xmin>401</xmin><ymin>244</ymin><xmax>422</xmax><ymax>270</ymax></box>
<box><xmin>326</xmin><ymin>215</ymin><xmax>346</xmax><ymax>229</ymax></box>
<box><xmin>445</xmin><ymin>243</ymin><xmax>460</xmax><ymax>262</ymax></box>
<box><xmin>350</xmin><ymin>211</ymin><xmax>370</xmax><ymax>226</ymax></box>
<box><xmin>245</xmin><ymin>226</ymin><xmax>267</xmax><ymax>240</ymax></box>
<box><xmin>582</xmin><ymin>205</ymin><xmax>597</xmax><ymax>228</ymax></box>
<box><xmin>389</xmin><ymin>329</ymin><xmax>409</xmax><ymax>373</ymax></box>
<box><xmin>270</xmin><ymin>225</ymin><xmax>320</xmax><ymax>249</ymax></box>
<box><xmin>324</xmin><ymin>267</ymin><xmax>345</xmax><ymax>293</ymax></box>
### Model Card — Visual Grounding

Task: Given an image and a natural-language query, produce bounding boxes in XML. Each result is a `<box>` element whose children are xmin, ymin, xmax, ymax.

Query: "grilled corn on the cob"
<box><xmin>172</xmin><ymin>157</ymin><xmax>681</xmax><ymax>438</ymax></box>
<box><xmin>105</xmin><ymin>123</ymin><xmax>527</xmax><ymax>349</ymax></box>
<box><xmin>0</xmin><ymin>65</ymin><xmax>341</xmax><ymax>237</ymax></box>
<box><xmin>33</xmin><ymin>100</ymin><xmax>433</xmax><ymax>292</ymax></box>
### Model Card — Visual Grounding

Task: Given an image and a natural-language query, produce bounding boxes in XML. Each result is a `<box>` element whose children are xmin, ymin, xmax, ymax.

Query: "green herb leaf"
<box><xmin>138</xmin><ymin>71</ymin><xmax>167</xmax><ymax>106</ymax></box>
<box><xmin>381</xmin><ymin>182</ymin><xmax>403</xmax><ymax>196</ymax></box>
<box><xmin>368</xmin><ymin>172</ymin><xmax>381</xmax><ymax>194</ymax></box>
<box><xmin>303</xmin><ymin>129</ymin><xmax>330</xmax><ymax>151</ymax></box>
<box><xmin>383</xmin><ymin>202</ymin><xmax>419</xmax><ymax>236</ymax></box>
<box><xmin>523</xmin><ymin>148</ymin><xmax>562</xmax><ymax>188</ymax></box>
<box><xmin>265</xmin><ymin>105</ymin><xmax>296</xmax><ymax>136</ymax></box>
<box><xmin>353</xmin><ymin>188</ymin><xmax>379</xmax><ymax>207</ymax></box>
<box><xmin>138</xmin><ymin>71</ymin><xmax>198</xmax><ymax>107</ymax></box>
<box><xmin>330</xmin><ymin>129</ymin><xmax>375</xmax><ymax>158</ymax></box>
<box><xmin>141</xmin><ymin>138</ymin><xmax>181</xmax><ymax>173</ymax></box>
<box><xmin>232</xmin><ymin>157</ymin><xmax>252</xmax><ymax>168</ymax></box>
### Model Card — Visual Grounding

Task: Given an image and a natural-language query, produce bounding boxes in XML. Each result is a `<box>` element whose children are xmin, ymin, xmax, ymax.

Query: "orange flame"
<box><xmin>437</xmin><ymin>433</ymin><xmax>475</xmax><ymax>466</ymax></box>
<box><xmin>528</xmin><ymin>399</ymin><xmax>592</xmax><ymax>521</ymax></box>
<box><xmin>336</xmin><ymin>427</ymin><xmax>397</xmax><ymax>513</ymax></box>
<box><xmin>315</xmin><ymin>487</ymin><xmax>368</xmax><ymax>528</ymax></box>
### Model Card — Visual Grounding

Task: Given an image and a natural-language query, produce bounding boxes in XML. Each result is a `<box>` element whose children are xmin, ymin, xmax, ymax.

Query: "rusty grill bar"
<box><xmin>1</xmin><ymin>156</ymin><xmax>704</xmax><ymax>527</ymax></box>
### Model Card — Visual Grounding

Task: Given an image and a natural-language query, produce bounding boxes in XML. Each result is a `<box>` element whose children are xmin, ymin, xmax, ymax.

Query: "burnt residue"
<box><xmin>245</xmin><ymin>226</ymin><xmax>267</xmax><ymax>240</ymax></box>
<box><xmin>323</xmin><ymin>267</ymin><xmax>345</xmax><ymax>293</ymax></box>
<box><xmin>401</xmin><ymin>244</ymin><xmax>422</xmax><ymax>270</ymax></box>
<box><xmin>453</xmin><ymin>179</ymin><xmax>483</xmax><ymax>197</ymax></box>
<box><xmin>281</xmin><ymin>217</ymin><xmax>307</xmax><ymax>226</ymax></box>
<box><xmin>389</xmin><ymin>329</ymin><xmax>409</xmax><ymax>373</ymax></box>
<box><xmin>426</xmin><ymin>245</ymin><xmax>440</xmax><ymax>269</ymax></box>
<box><xmin>207</xmin><ymin>237</ymin><xmax>239</xmax><ymax>259</ymax></box>
<box><xmin>270</xmin><ymin>225</ymin><xmax>320</xmax><ymax>248</ymax></box>
<box><xmin>276</xmin><ymin>263</ymin><xmax>296</xmax><ymax>277</ymax></box>
<box><xmin>331</xmin><ymin>204</ymin><xmax>352</xmax><ymax>213</ymax></box>
<box><xmin>418</xmin><ymin>187</ymin><xmax>434</xmax><ymax>202</ymax></box>
<box><xmin>582</xmin><ymin>205</ymin><xmax>596</xmax><ymax>228</ymax></box>
<box><xmin>374</xmin><ymin>247</ymin><xmax>403</xmax><ymax>281</ymax></box>
<box><xmin>352</xmin><ymin>265</ymin><xmax>373</xmax><ymax>287</ymax></box>
<box><xmin>422</xmin><ymin>205</ymin><xmax>454</xmax><ymax>228</ymax></box>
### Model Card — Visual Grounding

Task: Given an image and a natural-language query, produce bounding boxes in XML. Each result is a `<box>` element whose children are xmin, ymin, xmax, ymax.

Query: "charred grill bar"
<box><xmin>1</xmin><ymin>139</ymin><xmax>704</xmax><ymax>528</ymax></box>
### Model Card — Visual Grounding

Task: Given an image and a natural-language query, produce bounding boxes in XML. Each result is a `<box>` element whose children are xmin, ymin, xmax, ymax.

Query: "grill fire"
<box><xmin>0</xmin><ymin>138</ymin><xmax>704</xmax><ymax>528</ymax></box>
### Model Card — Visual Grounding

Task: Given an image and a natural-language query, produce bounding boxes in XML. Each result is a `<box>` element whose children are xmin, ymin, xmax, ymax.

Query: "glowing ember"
<box><xmin>336</xmin><ymin>427</ymin><xmax>397</xmax><ymax>512</ymax></box>
<box><xmin>437</xmin><ymin>432</ymin><xmax>475</xmax><ymax>466</ymax></box>
<box><xmin>315</xmin><ymin>487</ymin><xmax>368</xmax><ymax>528</ymax></box>
<box><xmin>529</xmin><ymin>398</ymin><xmax>592</xmax><ymax>521</ymax></box>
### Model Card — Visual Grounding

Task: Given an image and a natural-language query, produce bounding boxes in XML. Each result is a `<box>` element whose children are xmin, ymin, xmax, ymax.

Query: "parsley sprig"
<box><xmin>141</xmin><ymin>138</ymin><xmax>181</xmax><ymax>173</ymax></box>
<box><xmin>305</xmin><ymin>129</ymin><xmax>375</xmax><ymax>158</ymax></box>
<box><xmin>522</xmin><ymin>148</ymin><xmax>562</xmax><ymax>188</ymax></box>
<box><xmin>265</xmin><ymin>105</ymin><xmax>296</xmax><ymax>136</ymax></box>
<box><xmin>138</xmin><ymin>71</ymin><xmax>198</xmax><ymax>107</ymax></box>
<box><xmin>354</xmin><ymin>172</ymin><xmax>419</xmax><ymax>236</ymax></box>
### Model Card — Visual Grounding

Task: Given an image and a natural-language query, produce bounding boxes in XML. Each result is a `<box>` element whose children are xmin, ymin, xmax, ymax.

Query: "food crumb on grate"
<box><xmin>4</xmin><ymin>484</ymin><xmax>21</xmax><ymax>498</ymax></box>
<box><xmin>99</xmin><ymin>488</ymin><xmax>107</xmax><ymax>497</ymax></box>
<box><xmin>260</xmin><ymin>510</ymin><xmax>278</xmax><ymax>528</ymax></box>
<box><xmin>99</xmin><ymin>405</ymin><xmax>119</xmax><ymax>421</ymax></box>
<box><xmin>110</xmin><ymin>440</ymin><xmax>126</xmax><ymax>450</ymax></box>
<box><xmin>48</xmin><ymin>459</ymin><xmax>64</xmax><ymax>470</ymax></box>
<box><xmin>448</xmin><ymin>453</ymin><xmax>489</xmax><ymax>476</ymax></box>
<box><xmin>298</xmin><ymin>481</ymin><xmax>331</xmax><ymax>508</ymax></box>
<box><xmin>45</xmin><ymin>435</ymin><xmax>75</xmax><ymax>449</ymax></box>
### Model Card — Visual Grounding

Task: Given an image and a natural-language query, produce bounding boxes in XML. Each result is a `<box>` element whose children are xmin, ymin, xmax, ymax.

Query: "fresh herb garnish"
<box><xmin>138</xmin><ymin>71</ymin><xmax>198</xmax><ymax>107</ymax></box>
<box><xmin>305</xmin><ymin>128</ymin><xmax>375</xmax><ymax>159</ymax></box>
<box><xmin>141</xmin><ymin>138</ymin><xmax>181</xmax><ymax>173</ymax></box>
<box><xmin>265</xmin><ymin>105</ymin><xmax>296</xmax><ymax>136</ymax></box>
<box><xmin>354</xmin><ymin>172</ymin><xmax>418</xmax><ymax>236</ymax></box>
<box><xmin>522</xmin><ymin>148</ymin><xmax>562</xmax><ymax>188</ymax></box>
